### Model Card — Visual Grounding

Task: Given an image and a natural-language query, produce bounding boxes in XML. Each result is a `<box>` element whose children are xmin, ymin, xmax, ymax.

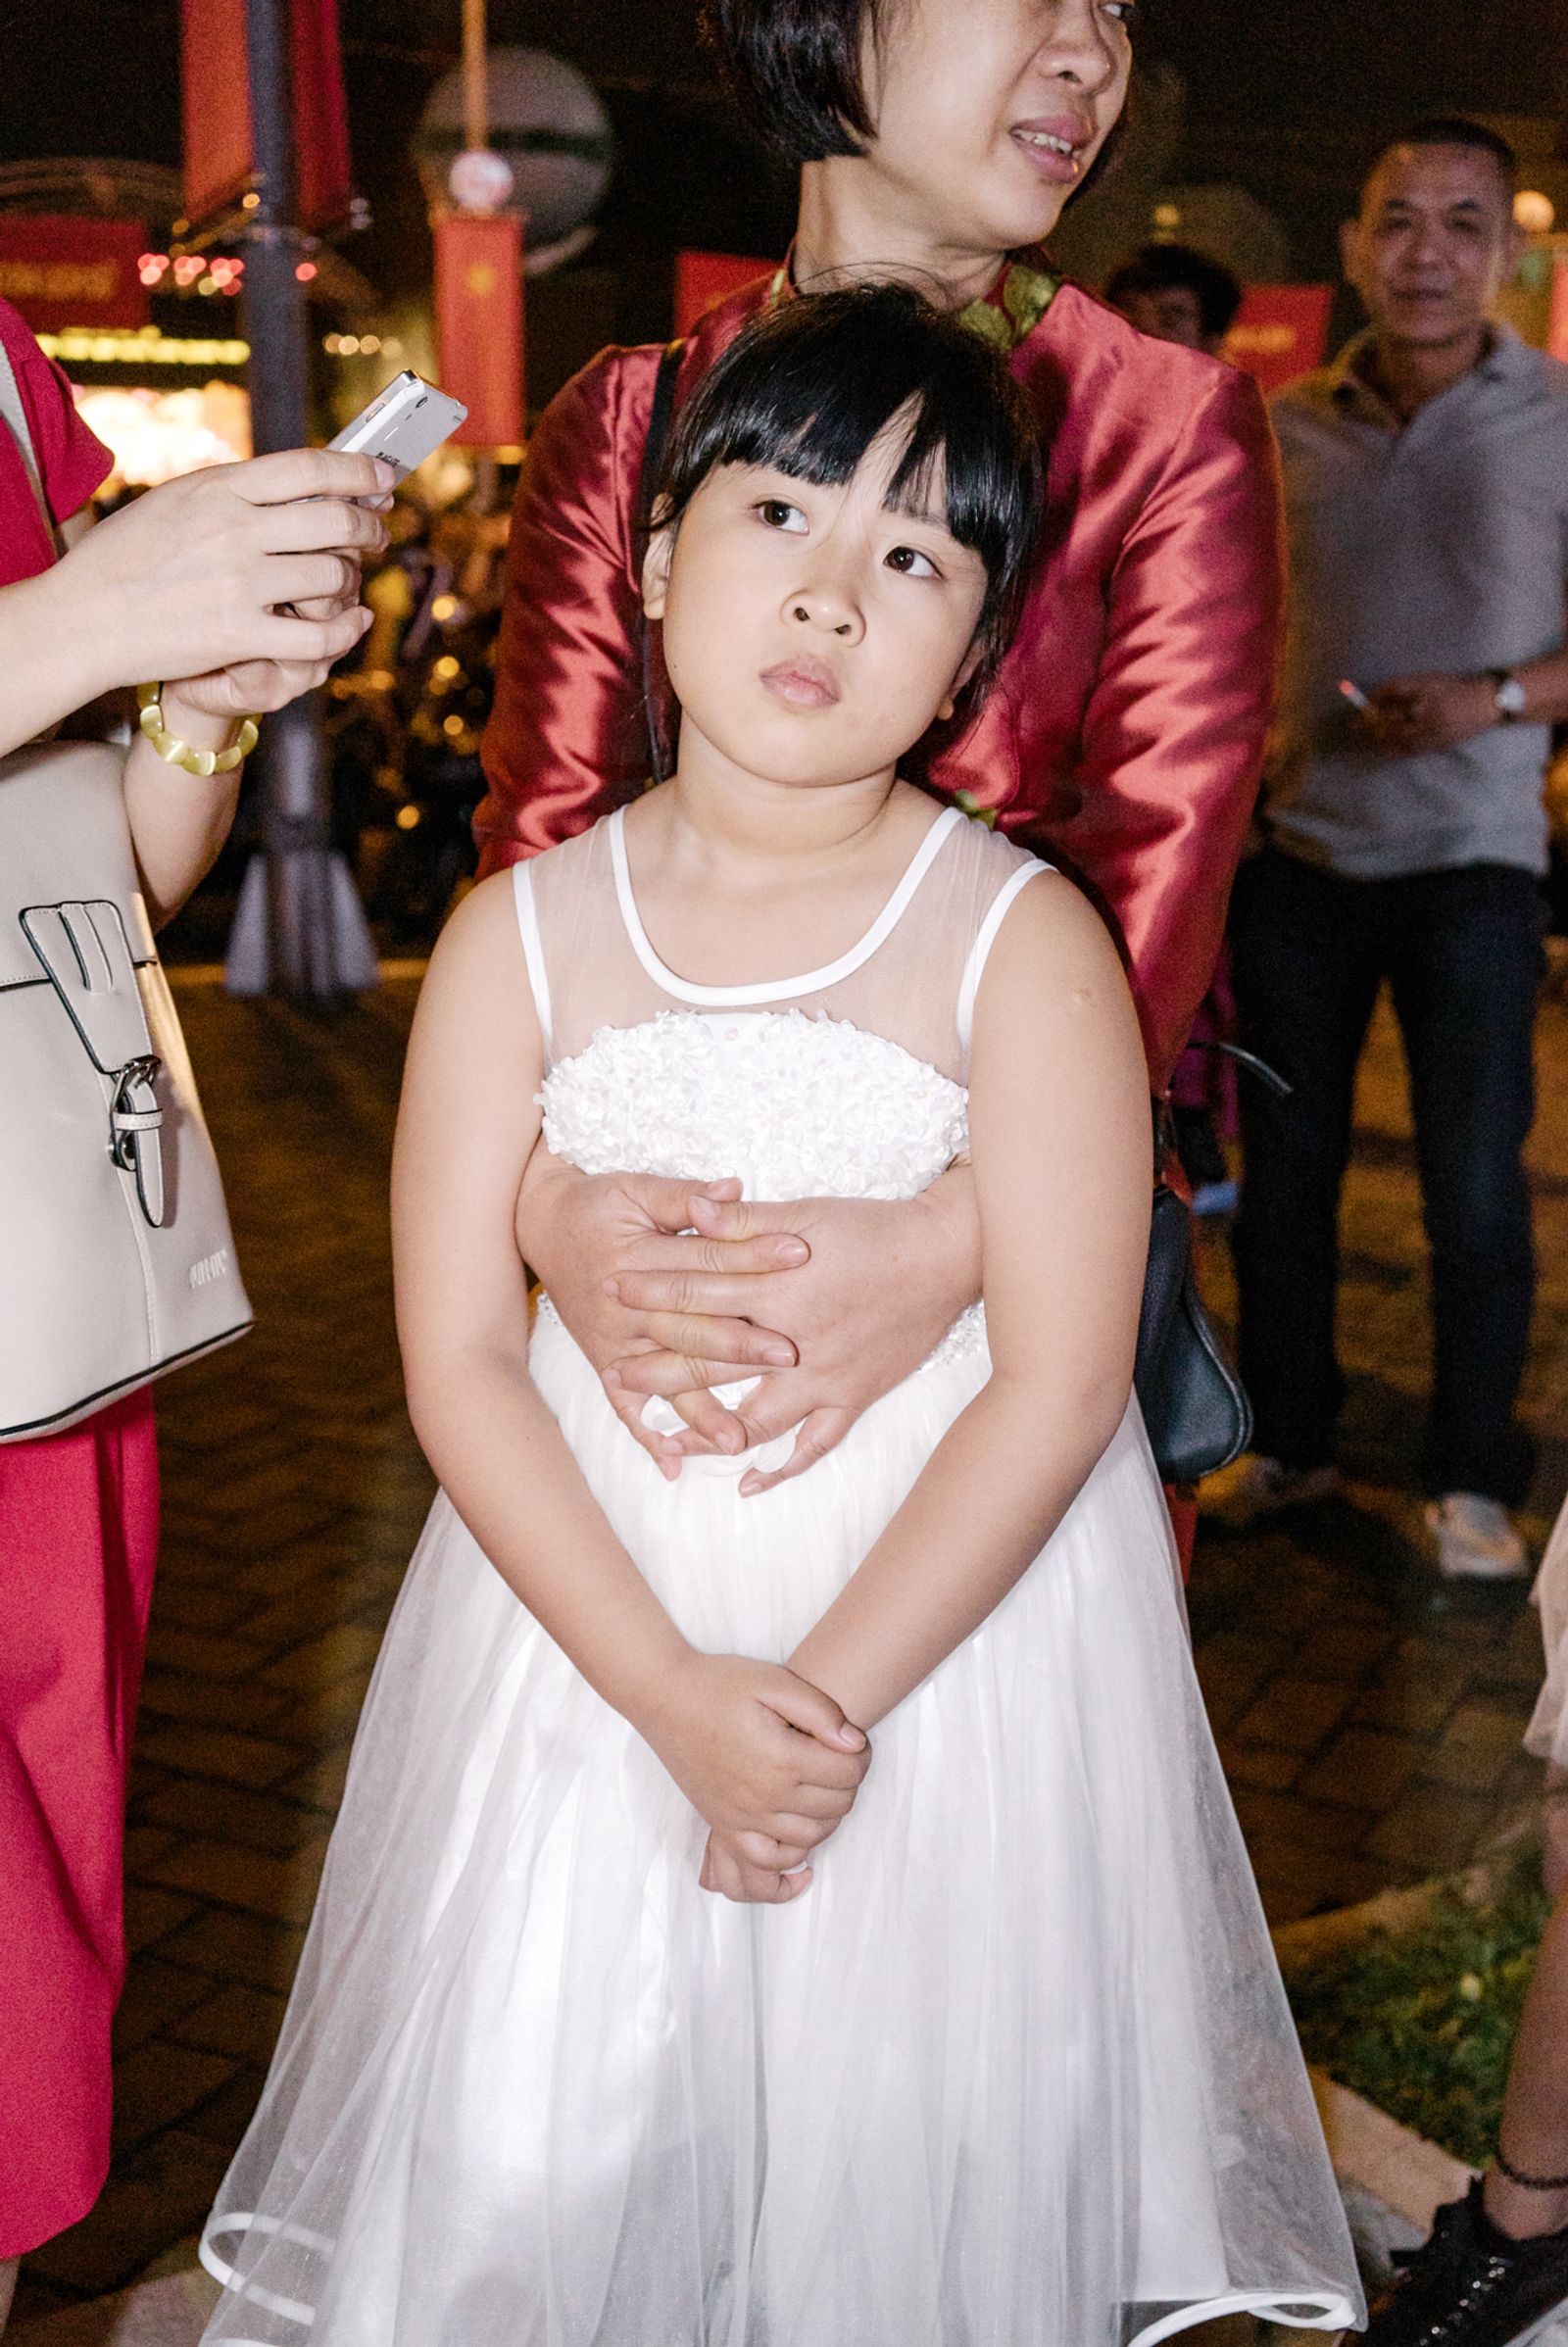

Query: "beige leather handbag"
<box><xmin>0</xmin><ymin>338</ymin><xmax>252</xmax><ymax>1441</ymax></box>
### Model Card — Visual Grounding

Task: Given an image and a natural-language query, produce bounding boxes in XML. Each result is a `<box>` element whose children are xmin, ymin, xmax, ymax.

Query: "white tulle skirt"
<box><xmin>198</xmin><ymin>1309</ymin><xmax>1360</xmax><ymax>2347</ymax></box>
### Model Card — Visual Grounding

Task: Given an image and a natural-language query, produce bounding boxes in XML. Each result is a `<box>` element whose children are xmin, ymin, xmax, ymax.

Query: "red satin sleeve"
<box><xmin>1053</xmin><ymin>367</ymin><xmax>1283</xmax><ymax>1089</ymax></box>
<box><xmin>474</xmin><ymin>343</ymin><xmax>662</xmax><ymax>873</ymax></box>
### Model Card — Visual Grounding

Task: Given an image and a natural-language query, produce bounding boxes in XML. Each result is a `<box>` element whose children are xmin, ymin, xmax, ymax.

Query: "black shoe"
<box><xmin>1364</xmin><ymin>2179</ymin><xmax>1568</xmax><ymax>2344</ymax></box>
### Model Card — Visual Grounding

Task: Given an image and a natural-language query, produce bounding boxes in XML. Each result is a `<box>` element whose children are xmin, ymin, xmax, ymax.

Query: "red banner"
<box><xmin>292</xmin><ymin>0</ymin><xmax>352</xmax><ymax>233</ymax></box>
<box><xmin>434</xmin><ymin>213</ymin><xmax>524</xmax><ymax>448</ymax></box>
<box><xmin>0</xmin><ymin>218</ymin><xmax>150</xmax><ymax>331</ymax></box>
<box><xmin>182</xmin><ymin>0</ymin><xmax>252</xmax><ymax>226</ymax></box>
<box><xmin>673</xmin><ymin>250</ymin><xmax>771</xmax><ymax>337</ymax></box>
<box><xmin>1222</xmin><ymin>285</ymin><xmax>1334</xmax><ymax>395</ymax></box>
<box><xmin>181</xmin><ymin>0</ymin><xmax>351</xmax><ymax>232</ymax></box>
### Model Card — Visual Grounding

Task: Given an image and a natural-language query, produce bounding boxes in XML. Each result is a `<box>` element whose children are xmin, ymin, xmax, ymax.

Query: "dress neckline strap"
<box><xmin>607</xmin><ymin>803</ymin><xmax>964</xmax><ymax>1006</ymax></box>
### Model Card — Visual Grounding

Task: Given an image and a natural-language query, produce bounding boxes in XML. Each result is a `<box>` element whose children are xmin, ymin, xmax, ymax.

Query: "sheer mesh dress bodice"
<box><xmin>515</xmin><ymin>803</ymin><xmax>1044</xmax><ymax>1209</ymax></box>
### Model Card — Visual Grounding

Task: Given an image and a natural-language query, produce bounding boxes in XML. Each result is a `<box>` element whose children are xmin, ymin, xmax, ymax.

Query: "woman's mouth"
<box><xmin>760</xmin><ymin>659</ymin><xmax>840</xmax><ymax>709</ymax></box>
<box><xmin>1010</xmin><ymin>120</ymin><xmax>1089</xmax><ymax>185</ymax></box>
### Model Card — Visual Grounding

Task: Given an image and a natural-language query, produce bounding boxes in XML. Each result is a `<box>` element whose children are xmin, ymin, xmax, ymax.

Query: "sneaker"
<box><xmin>1200</xmin><ymin>1452</ymin><xmax>1340</xmax><ymax>1529</ymax></box>
<box><xmin>1426</xmin><ymin>1493</ymin><xmax>1529</xmax><ymax>1583</ymax></box>
<box><xmin>1363</xmin><ymin>2179</ymin><xmax>1568</xmax><ymax>2344</ymax></box>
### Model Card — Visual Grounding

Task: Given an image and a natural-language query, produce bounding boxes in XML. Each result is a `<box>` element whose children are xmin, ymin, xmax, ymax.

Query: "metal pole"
<box><xmin>462</xmin><ymin>0</ymin><xmax>489</xmax><ymax>153</ymax></box>
<box><xmin>226</xmin><ymin>0</ymin><xmax>378</xmax><ymax>998</ymax></box>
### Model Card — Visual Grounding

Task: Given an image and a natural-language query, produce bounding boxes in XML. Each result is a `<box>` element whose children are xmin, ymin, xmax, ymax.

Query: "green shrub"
<box><xmin>1287</xmin><ymin>1856</ymin><xmax>1551</xmax><ymax>2168</ymax></box>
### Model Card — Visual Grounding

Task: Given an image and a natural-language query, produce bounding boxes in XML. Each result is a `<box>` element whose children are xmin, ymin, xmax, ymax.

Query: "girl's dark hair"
<box><xmin>653</xmin><ymin>283</ymin><xmax>1044</xmax><ymax>697</ymax></box>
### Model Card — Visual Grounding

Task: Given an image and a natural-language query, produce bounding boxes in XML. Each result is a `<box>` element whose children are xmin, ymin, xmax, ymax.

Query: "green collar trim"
<box><xmin>766</xmin><ymin>258</ymin><xmax>1059</xmax><ymax>351</ymax></box>
<box><xmin>956</xmin><ymin>260</ymin><xmax>1060</xmax><ymax>351</ymax></box>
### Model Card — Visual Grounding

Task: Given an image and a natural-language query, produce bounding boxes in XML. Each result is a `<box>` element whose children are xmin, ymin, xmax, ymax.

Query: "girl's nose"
<box><xmin>787</xmin><ymin>583</ymin><xmax>862</xmax><ymax>642</ymax></box>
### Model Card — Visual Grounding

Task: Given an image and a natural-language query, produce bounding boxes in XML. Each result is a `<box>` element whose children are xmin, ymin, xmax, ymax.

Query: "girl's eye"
<box><xmin>1103</xmin><ymin>0</ymin><xmax>1138</xmax><ymax>22</ymax></box>
<box><xmin>886</xmin><ymin>544</ymin><xmax>938</xmax><ymax>579</ymax></box>
<box><xmin>756</xmin><ymin>498</ymin><xmax>807</xmax><ymax>532</ymax></box>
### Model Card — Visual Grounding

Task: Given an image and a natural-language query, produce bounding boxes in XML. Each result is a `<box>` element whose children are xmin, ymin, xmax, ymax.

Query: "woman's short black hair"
<box><xmin>705</xmin><ymin>0</ymin><xmax>1131</xmax><ymax>191</ymax></box>
<box><xmin>653</xmin><ymin>283</ymin><xmax>1044</xmax><ymax>696</ymax></box>
<box><xmin>704</xmin><ymin>0</ymin><xmax>878</xmax><ymax>165</ymax></box>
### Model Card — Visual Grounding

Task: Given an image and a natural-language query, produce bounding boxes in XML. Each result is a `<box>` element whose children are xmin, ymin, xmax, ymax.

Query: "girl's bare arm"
<box><xmin>392</xmin><ymin>877</ymin><xmax>869</xmax><ymax>1883</ymax></box>
<box><xmin>786</xmin><ymin>874</ymin><xmax>1152</xmax><ymax>1730</ymax></box>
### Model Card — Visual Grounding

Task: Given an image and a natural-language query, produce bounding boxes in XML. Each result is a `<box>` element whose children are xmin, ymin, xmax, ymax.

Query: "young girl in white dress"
<box><xmin>199</xmin><ymin>287</ymin><xmax>1360</xmax><ymax>2347</ymax></box>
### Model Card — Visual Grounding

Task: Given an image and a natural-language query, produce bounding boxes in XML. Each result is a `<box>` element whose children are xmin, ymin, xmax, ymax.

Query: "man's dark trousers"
<box><xmin>1230</xmin><ymin>844</ymin><xmax>1543</xmax><ymax>1504</ymax></box>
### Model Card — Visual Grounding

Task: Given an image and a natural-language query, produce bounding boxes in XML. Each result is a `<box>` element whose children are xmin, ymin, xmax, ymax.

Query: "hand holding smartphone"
<box><xmin>280</xmin><ymin>373</ymin><xmax>469</xmax><ymax>621</ymax></box>
<box><xmin>328</xmin><ymin>371</ymin><xmax>469</xmax><ymax>486</ymax></box>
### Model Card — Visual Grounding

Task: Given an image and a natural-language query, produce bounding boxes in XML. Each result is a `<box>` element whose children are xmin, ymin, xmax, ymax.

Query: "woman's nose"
<box><xmin>1031</xmin><ymin>0</ymin><xmax>1120</xmax><ymax>95</ymax></box>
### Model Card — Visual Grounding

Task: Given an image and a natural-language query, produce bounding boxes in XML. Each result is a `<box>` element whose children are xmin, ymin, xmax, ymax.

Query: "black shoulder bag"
<box><xmin>635</xmin><ymin>336</ymin><xmax>1276</xmax><ymax>1486</ymax></box>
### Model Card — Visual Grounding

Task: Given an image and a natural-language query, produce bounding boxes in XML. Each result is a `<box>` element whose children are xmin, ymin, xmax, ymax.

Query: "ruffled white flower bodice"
<box><xmin>540</xmin><ymin>1006</ymin><xmax>967</xmax><ymax>1204</ymax></box>
<box><xmin>540</xmin><ymin>1006</ymin><xmax>988</xmax><ymax>1375</ymax></box>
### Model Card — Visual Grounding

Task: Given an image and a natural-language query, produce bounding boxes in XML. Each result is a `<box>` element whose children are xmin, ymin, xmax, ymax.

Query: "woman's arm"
<box><xmin>393</xmin><ymin>877</ymin><xmax>870</xmax><ymax>1885</ymax></box>
<box><xmin>1052</xmin><ymin>365</ymin><xmax>1285</xmax><ymax>1090</ymax></box>
<box><xmin>122</xmin><ymin>707</ymin><xmax>243</xmax><ymax>932</ymax></box>
<box><xmin>784</xmin><ymin>876</ymin><xmax>1151</xmax><ymax>1729</ymax></box>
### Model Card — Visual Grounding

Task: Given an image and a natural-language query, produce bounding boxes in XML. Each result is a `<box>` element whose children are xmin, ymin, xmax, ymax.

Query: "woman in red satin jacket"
<box><xmin>474</xmin><ymin>0</ymin><xmax>1284</xmax><ymax>1486</ymax></box>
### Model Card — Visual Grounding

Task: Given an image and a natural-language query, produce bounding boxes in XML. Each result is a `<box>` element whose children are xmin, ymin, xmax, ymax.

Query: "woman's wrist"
<box><xmin>21</xmin><ymin>557</ymin><xmax>120</xmax><ymax>709</ymax></box>
<box><xmin>920</xmin><ymin>1163</ymin><xmax>983</xmax><ymax>1317</ymax></box>
<box><xmin>155</xmin><ymin>684</ymin><xmax>251</xmax><ymax>757</ymax></box>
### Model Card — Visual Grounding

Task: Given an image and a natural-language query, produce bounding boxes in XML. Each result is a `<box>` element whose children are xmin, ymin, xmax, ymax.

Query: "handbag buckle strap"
<box><xmin>109</xmin><ymin>1054</ymin><xmax>163</xmax><ymax>1161</ymax></box>
<box><xmin>109</xmin><ymin>1053</ymin><xmax>166</xmax><ymax>1226</ymax></box>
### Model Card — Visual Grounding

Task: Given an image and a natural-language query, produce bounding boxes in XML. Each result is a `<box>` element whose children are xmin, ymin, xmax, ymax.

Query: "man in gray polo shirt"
<box><xmin>1209</xmin><ymin>119</ymin><xmax>1568</xmax><ymax>1583</ymax></box>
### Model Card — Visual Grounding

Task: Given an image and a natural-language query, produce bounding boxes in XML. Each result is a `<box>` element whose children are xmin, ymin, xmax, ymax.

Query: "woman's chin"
<box><xmin>970</xmin><ymin>185</ymin><xmax>1072</xmax><ymax>259</ymax></box>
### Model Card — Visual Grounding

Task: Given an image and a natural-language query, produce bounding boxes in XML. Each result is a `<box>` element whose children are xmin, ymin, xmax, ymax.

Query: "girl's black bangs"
<box><xmin>668</xmin><ymin>338</ymin><xmax>1023</xmax><ymax>575</ymax></box>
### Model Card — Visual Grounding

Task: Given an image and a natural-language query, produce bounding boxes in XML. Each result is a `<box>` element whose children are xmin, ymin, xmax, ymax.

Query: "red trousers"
<box><xmin>0</xmin><ymin>1390</ymin><xmax>159</xmax><ymax>2258</ymax></box>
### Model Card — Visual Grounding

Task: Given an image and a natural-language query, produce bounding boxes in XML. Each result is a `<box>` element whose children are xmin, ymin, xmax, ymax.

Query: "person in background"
<box><xmin>0</xmin><ymin>291</ymin><xmax>389</xmax><ymax>2330</ymax></box>
<box><xmin>475</xmin><ymin>0</ymin><xmax>1284</xmax><ymax>1492</ymax></box>
<box><xmin>1204</xmin><ymin>120</ymin><xmax>1568</xmax><ymax>1580</ymax></box>
<box><xmin>1360</xmin><ymin>1494</ymin><xmax>1568</xmax><ymax>2344</ymax></box>
<box><xmin>1106</xmin><ymin>240</ymin><xmax>1246</xmax><ymax>1214</ymax></box>
<box><xmin>1104</xmin><ymin>239</ymin><xmax>1242</xmax><ymax>357</ymax></box>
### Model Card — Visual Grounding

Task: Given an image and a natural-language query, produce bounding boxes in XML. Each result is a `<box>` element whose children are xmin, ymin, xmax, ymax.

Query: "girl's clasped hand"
<box><xmin>636</xmin><ymin>1651</ymin><xmax>871</xmax><ymax>1902</ymax></box>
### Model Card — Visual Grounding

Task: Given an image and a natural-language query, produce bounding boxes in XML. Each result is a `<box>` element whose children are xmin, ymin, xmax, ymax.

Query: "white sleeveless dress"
<box><xmin>199</xmin><ymin>807</ymin><xmax>1360</xmax><ymax>2347</ymax></box>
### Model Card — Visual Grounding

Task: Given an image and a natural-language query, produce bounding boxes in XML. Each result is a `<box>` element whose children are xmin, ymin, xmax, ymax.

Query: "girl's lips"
<box><xmin>760</xmin><ymin>661</ymin><xmax>840</xmax><ymax>709</ymax></box>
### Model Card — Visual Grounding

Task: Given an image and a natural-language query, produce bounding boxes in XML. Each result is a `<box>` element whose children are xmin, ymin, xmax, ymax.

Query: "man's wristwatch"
<box><xmin>1489</xmin><ymin>667</ymin><xmax>1528</xmax><ymax>724</ymax></box>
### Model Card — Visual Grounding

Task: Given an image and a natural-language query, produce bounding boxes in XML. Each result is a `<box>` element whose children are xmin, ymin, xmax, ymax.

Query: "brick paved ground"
<box><xmin>11</xmin><ymin>970</ymin><xmax>1568</xmax><ymax>2325</ymax></box>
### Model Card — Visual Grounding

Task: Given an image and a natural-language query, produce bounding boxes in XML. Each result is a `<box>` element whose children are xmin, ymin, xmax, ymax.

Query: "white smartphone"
<box><xmin>328</xmin><ymin>370</ymin><xmax>468</xmax><ymax>482</ymax></box>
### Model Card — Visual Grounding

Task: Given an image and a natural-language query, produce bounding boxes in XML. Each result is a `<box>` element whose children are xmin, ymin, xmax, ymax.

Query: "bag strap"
<box><xmin>0</xmin><ymin>328</ymin><xmax>62</xmax><ymax>552</ymax></box>
<box><xmin>1154</xmin><ymin>1039</ymin><xmax>1292</xmax><ymax>1186</ymax></box>
<box><xmin>636</xmin><ymin>337</ymin><xmax>685</xmax><ymax>788</ymax></box>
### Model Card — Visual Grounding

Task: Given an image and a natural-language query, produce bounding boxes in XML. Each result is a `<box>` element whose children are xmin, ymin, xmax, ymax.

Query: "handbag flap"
<box><xmin>0</xmin><ymin>740</ymin><xmax>150</xmax><ymax>989</ymax></box>
<box><xmin>21</xmin><ymin>900</ymin><xmax>157</xmax><ymax>1076</ymax></box>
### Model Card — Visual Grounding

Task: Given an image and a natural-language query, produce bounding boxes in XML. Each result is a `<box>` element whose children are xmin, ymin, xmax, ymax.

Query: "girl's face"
<box><xmin>645</xmin><ymin>426</ymin><xmax>990</xmax><ymax>795</ymax></box>
<box><xmin>854</xmin><ymin>0</ymin><xmax>1134</xmax><ymax>259</ymax></box>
